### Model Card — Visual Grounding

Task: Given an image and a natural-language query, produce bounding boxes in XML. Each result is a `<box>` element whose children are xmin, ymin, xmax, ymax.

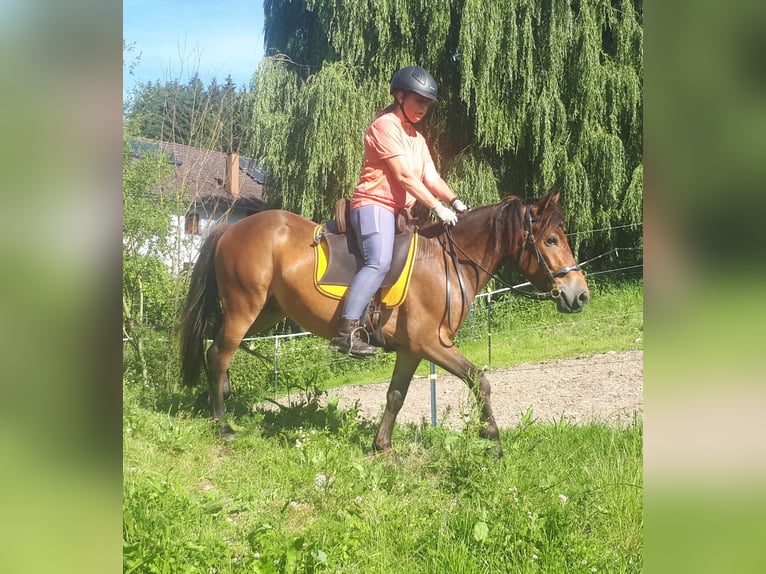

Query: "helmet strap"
<box><xmin>396</xmin><ymin>92</ymin><xmax>417</xmax><ymax>125</ymax></box>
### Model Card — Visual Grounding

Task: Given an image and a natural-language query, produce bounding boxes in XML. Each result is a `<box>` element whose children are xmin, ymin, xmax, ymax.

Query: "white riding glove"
<box><xmin>430</xmin><ymin>202</ymin><xmax>458</xmax><ymax>226</ymax></box>
<box><xmin>450</xmin><ymin>197</ymin><xmax>469</xmax><ymax>214</ymax></box>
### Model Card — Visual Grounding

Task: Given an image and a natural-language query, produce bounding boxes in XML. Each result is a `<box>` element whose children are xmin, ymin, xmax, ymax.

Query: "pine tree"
<box><xmin>124</xmin><ymin>76</ymin><xmax>254</xmax><ymax>154</ymax></box>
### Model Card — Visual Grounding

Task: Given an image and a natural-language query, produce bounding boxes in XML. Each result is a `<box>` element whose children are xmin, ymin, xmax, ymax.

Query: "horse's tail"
<box><xmin>179</xmin><ymin>224</ymin><xmax>230</xmax><ymax>387</ymax></box>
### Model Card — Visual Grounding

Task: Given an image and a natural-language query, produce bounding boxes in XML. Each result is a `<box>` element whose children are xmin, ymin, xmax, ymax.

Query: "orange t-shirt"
<box><xmin>350</xmin><ymin>112</ymin><xmax>437</xmax><ymax>214</ymax></box>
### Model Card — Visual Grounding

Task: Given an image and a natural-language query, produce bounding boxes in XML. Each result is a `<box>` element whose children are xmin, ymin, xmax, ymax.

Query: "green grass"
<box><xmin>124</xmin><ymin>279</ymin><xmax>643</xmax><ymax>572</ymax></box>
<box><xmin>123</xmin><ymin>398</ymin><xmax>642</xmax><ymax>573</ymax></box>
<box><xmin>454</xmin><ymin>277</ymin><xmax>643</xmax><ymax>370</ymax></box>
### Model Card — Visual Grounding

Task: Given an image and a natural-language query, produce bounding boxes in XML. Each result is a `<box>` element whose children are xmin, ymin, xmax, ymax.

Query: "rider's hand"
<box><xmin>430</xmin><ymin>202</ymin><xmax>458</xmax><ymax>226</ymax></box>
<box><xmin>450</xmin><ymin>197</ymin><xmax>469</xmax><ymax>214</ymax></box>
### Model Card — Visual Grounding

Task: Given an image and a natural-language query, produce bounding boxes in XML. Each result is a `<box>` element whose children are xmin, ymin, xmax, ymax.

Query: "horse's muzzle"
<box><xmin>555</xmin><ymin>282</ymin><xmax>590</xmax><ymax>313</ymax></box>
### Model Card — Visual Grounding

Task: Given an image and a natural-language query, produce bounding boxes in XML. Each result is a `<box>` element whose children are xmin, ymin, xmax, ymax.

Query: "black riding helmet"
<box><xmin>390</xmin><ymin>66</ymin><xmax>438</xmax><ymax>102</ymax></box>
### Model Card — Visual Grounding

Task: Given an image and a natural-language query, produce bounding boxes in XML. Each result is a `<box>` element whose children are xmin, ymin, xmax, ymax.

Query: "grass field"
<box><xmin>124</xmin><ymin>279</ymin><xmax>643</xmax><ymax>572</ymax></box>
<box><xmin>124</xmin><ymin>405</ymin><xmax>642</xmax><ymax>573</ymax></box>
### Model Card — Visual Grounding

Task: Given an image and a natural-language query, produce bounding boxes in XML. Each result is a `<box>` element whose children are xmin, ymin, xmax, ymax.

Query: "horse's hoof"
<box><xmin>479</xmin><ymin>427</ymin><xmax>503</xmax><ymax>459</ymax></box>
<box><xmin>218</xmin><ymin>423</ymin><xmax>237</xmax><ymax>440</ymax></box>
<box><xmin>194</xmin><ymin>392</ymin><xmax>210</xmax><ymax>412</ymax></box>
<box><xmin>372</xmin><ymin>439</ymin><xmax>392</xmax><ymax>453</ymax></box>
<box><xmin>479</xmin><ymin>426</ymin><xmax>500</xmax><ymax>442</ymax></box>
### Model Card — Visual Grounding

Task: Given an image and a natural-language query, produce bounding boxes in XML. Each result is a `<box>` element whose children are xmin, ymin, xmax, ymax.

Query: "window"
<box><xmin>185</xmin><ymin>212</ymin><xmax>200</xmax><ymax>235</ymax></box>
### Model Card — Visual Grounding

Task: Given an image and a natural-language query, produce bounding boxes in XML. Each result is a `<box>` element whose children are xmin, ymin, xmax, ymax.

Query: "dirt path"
<box><xmin>275</xmin><ymin>350</ymin><xmax>643</xmax><ymax>429</ymax></box>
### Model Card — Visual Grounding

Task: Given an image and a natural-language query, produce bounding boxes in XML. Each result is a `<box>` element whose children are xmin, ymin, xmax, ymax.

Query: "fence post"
<box><xmin>486</xmin><ymin>289</ymin><xmax>493</xmax><ymax>369</ymax></box>
<box><xmin>273</xmin><ymin>336</ymin><xmax>280</xmax><ymax>397</ymax></box>
<box><xmin>469</xmin><ymin>302</ymin><xmax>475</xmax><ymax>341</ymax></box>
<box><xmin>430</xmin><ymin>362</ymin><xmax>437</xmax><ymax>427</ymax></box>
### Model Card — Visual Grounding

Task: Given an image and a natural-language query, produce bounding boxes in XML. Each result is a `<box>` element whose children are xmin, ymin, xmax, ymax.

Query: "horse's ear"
<box><xmin>535</xmin><ymin>191</ymin><xmax>561</xmax><ymax>213</ymax></box>
<box><xmin>537</xmin><ymin>191</ymin><xmax>561</xmax><ymax>212</ymax></box>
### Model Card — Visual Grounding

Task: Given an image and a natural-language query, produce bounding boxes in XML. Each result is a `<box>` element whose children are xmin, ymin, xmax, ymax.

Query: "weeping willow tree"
<box><xmin>249</xmin><ymin>0</ymin><xmax>642</xmax><ymax>257</ymax></box>
<box><xmin>249</xmin><ymin>58</ymin><xmax>373</xmax><ymax>219</ymax></box>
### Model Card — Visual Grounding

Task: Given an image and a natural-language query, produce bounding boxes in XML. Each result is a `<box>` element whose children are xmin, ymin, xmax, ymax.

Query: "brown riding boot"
<box><xmin>329</xmin><ymin>318</ymin><xmax>378</xmax><ymax>358</ymax></box>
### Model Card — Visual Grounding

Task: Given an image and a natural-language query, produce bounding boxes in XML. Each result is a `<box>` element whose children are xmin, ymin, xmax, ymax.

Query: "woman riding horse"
<box><xmin>179</xmin><ymin>189</ymin><xmax>590</xmax><ymax>449</ymax></box>
<box><xmin>329</xmin><ymin>66</ymin><xmax>469</xmax><ymax>358</ymax></box>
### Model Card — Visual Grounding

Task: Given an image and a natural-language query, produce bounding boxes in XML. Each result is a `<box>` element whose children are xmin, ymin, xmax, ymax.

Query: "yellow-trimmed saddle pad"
<box><xmin>313</xmin><ymin>225</ymin><xmax>418</xmax><ymax>308</ymax></box>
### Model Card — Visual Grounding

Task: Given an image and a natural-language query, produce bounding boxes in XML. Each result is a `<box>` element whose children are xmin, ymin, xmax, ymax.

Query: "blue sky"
<box><xmin>123</xmin><ymin>0</ymin><xmax>265</xmax><ymax>94</ymax></box>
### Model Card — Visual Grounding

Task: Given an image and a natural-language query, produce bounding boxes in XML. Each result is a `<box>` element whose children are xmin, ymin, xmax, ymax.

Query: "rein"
<box><xmin>441</xmin><ymin>230</ymin><xmax>470</xmax><ymax>330</ymax></box>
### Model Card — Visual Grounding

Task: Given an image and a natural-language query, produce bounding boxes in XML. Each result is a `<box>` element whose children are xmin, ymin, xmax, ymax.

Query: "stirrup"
<box><xmin>348</xmin><ymin>326</ymin><xmax>377</xmax><ymax>357</ymax></box>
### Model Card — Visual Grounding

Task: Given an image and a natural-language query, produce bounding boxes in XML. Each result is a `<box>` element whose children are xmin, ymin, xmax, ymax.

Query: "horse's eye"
<box><xmin>545</xmin><ymin>235</ymin><xmax>559</xmax><ymax>247</ymax></box>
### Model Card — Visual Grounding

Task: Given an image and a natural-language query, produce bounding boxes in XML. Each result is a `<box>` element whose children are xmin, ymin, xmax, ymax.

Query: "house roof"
<box><xmin>130</xmin><ymin>138</ymin><xmax>266</xmax><ymax>213</ymax></box>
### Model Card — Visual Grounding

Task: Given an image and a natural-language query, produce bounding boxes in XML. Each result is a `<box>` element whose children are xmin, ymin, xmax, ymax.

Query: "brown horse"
<box><xmin>179</xmin><ymin>191</ymin><xmax>589</xmax><ymax>450</ymax></box>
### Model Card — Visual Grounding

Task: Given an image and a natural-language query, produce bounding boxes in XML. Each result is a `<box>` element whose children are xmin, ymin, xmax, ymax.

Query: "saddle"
<box><xmin>332</xmin><ymin>197</ymin><xmax>413</xmax><ymax>235</ymax></box>
<box><xmin>313</xmin><ymin>199</ymin><xmax>420</xmax><ymax>348</ymax></box>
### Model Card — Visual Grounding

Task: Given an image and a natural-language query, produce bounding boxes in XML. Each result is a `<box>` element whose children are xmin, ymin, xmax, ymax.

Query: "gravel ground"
<box><xmin>268</xmin><ymin>350</ymin><xmax>643</xmax><ymax>429</ymax></box>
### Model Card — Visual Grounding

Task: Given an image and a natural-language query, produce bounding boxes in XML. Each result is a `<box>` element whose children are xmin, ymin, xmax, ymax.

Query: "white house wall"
<box><xmin>168</xmin><ymin>205</ymin><xmax>255</xmax><ymax>271</ymax></box>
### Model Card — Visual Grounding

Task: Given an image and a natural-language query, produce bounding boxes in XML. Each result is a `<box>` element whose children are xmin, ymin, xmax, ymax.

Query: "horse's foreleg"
<box><xmin>427</xmin><ymin>347</ymin><xmax>500</xmax><ymax>443</ymax></box>
<box><xmin>374</xmin><ymin>351</ymin><xmax>421</xmax><ymax>452</ymax></box>
<box><xmin>468</xmin><ymin>367</ymin><xmax>499</xmax><ymax>441</ymax></box>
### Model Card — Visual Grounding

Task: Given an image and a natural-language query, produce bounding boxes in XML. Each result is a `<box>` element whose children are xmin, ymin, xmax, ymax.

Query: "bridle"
<box><xmin>513</xmin><ymin>206</ymin><xmax>578</xmax><ymax>300</ymax></box>
<box><xmin>443</xmin><ymin>203</ymin><xmax>604</xmax><ymax>303</ymax></box>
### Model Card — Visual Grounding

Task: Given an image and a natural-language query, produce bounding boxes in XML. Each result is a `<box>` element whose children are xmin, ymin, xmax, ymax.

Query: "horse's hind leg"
<box><xmin>374</xmin><ymin>351</ymin><xmax>421</xmax><ymax>452</ymax></box>
<box><xmin>206</xmin><ymin>303</ymin><xmax>284</xmax><ymax>437</ymax></box>
<box><xmin>206</xmin><ymin>317</ymin><xmax>252</xmax><ymax>437</ymax></box>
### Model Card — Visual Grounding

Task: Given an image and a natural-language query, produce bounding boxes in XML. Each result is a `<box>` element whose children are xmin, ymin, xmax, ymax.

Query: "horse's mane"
<box><xmin>417</xmin><ymin>192</ymin><xmax>565</xmax><ymax>241</ymax></box>
<box><xmin>415</xmin><ymin>200</ymin><xmax>518</xmax><ymax>239</ymax></box>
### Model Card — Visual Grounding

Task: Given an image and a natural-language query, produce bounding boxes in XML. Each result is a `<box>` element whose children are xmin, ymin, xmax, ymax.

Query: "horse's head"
<box><xmin>518</xmin><ymin>192</ymin><xmax>590</xmax><ymax>313</ymax></box>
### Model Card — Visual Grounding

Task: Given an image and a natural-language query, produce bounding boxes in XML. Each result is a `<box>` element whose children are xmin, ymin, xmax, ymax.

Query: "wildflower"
<box><xmin>532</xmin><ymin>554</ymin><xmax>538</xmax><ymax>560</ymax></box>
<box><xmin>558</xmin><ymin>493</ymin><xmax>568</xmax><ymax>504</ymax></box>
<box><xmin>314</xmin><ymin>473</ymin><xmax>328</xmax><ymax>488</ymax></box>
<box><xmin>295</xmin><ymin>439</ymin><xmax>303</xmax><ymax>448</ymax></box>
